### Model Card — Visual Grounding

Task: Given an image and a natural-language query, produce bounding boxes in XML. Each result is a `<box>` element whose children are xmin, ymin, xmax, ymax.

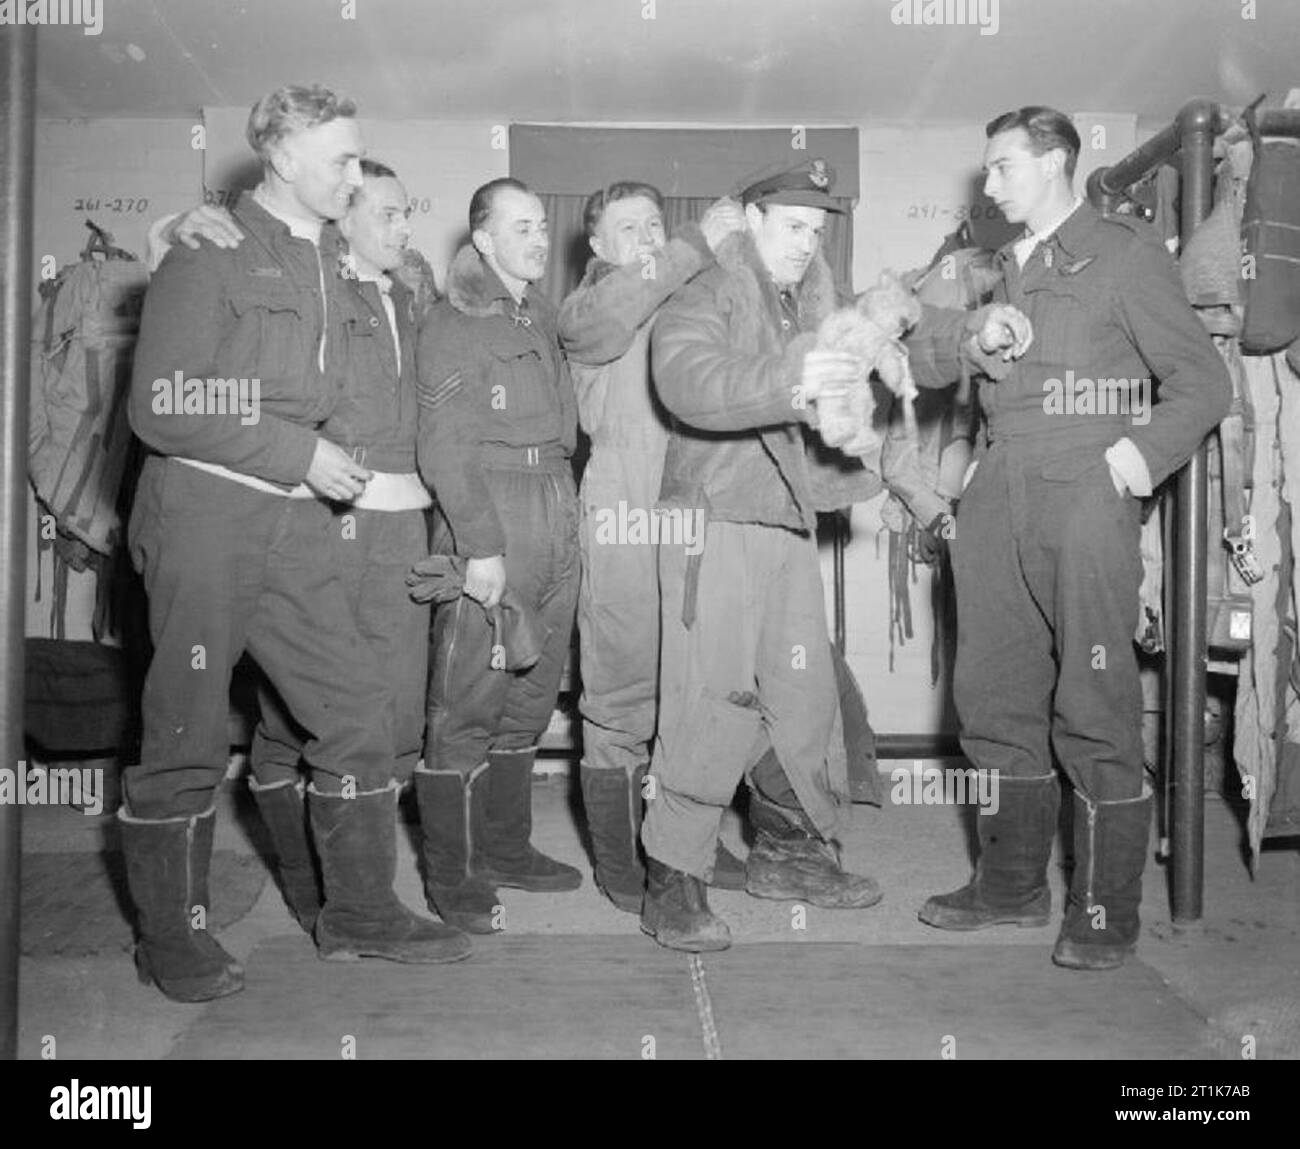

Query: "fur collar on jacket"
<box><xmin>443</xmin><ymin>243</ymin><xmax>556</xmax><ymax>325</ymax></box>
<box><xmin>680</xmin><ymin>226</ymin><xmax>880</xmax><ymax>519</ymax></box>
<box><xmin>711</xmin><ymin>229</ymin><xmax>841</xmax><ymax>335</ymax></box>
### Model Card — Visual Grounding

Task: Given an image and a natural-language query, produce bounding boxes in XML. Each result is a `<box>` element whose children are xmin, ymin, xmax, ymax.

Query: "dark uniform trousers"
<box><xmin>125</xmin><ymin>457</ymin><xmax>396</xmax><ymax>819</ymax></box>
<box><xmin>952</xmin><ymin>425</ymin><xmax>1145</xmax><ymax>803</ymax></box>
<box><xmin>252</xmin><ymin>505</ymin><xmax>431</xmax><ymax>787</ymax></box>
<box><xmin>425</xmin><ymin>449</ymin><xmax>580</xmax><ymax>774</ymax></box>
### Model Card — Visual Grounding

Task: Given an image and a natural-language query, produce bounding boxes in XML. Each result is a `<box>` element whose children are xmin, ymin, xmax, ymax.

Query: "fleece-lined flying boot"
<box><xmin>580</xmin><ymin>761</ymin><xmax>646</xmax><ymax>913</ymax></box>
<box><xmin>476</xmin><ymin>746</ymin><xmax>582</xmax><ymax>892</ymax></box>
<box><xmin>247</xmin><ymin>776</ymin><xmax>322</xmax><ymax>934</ymax></box>
<box><xmin>415</xmin><ymin>763</ymin><xmax>501</xmax><ymax>934</ymax></box>
<box><xmin>1052</xmin><ymin>786</ymin><xmax>1152</xmax><ymax>970</ymax></box>
<box><xmin>919</xmin><ymin>771</ymin><xmax>1059</xmax><ymax>930</ymax></box>
<box><xmin>310</xmin><ymin>780</ymin><xmax>471</xmax><ymax>963</ymax></box>
<box><xmin>118</xmin><ymin>803</ymin><xmax>244</xmax><ymax>1003</ymax></box>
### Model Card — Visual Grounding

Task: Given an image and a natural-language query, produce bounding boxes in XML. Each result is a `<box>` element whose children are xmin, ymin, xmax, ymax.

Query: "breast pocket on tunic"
<box><xmin>228</xmin><ymin>288</ymin><xmax>310</xmax><ymax>389</ymax></box>
<box><xmin>1024</xmin><ymin>256</ymin><xmax>1107</xmax><ymax>369</ymax></box>
<box><xmin>336</xmin><ymin>315</ymin><xmax>383</xmax><ymax>430</ymax></box>
<box><xmin>483</xmin><ymin>331</ymin><xmax>550</xmax><ymax>425</ymax></box>
<box><xmin>1023</xmin><ymin>282</ymin><xmax>1098</xmax><ymax>372</ymax></box>
<box><xmin>343</xmin><ymin>314</ymin><xmax>379</xmax><ymax>342</ymax></box>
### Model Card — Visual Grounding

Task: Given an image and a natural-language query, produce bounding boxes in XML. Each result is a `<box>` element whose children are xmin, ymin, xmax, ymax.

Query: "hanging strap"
<box><xmin>1219</xmin><ymin>340</ymin><xmax>1263</xmax><ymax>585</ymax></box>
<box><xmin>80</xmin><ymin>218</ymin><xmax>137</xmax><ymax>263</ymax></box>
<box><xmin>885</xmin><ymin>525</ymin><xmax>914</xmax><ymax>673</ymax></box>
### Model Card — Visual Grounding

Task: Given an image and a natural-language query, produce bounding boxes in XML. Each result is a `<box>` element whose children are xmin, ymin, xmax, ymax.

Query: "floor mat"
<box><xmin>703</xmin><ymin>943</ymin><xmax>1216</xmax><ymax>1059</ymax></box>
<box><xmin>21</xmin><ymin>851</ymin><xmax>269</xmax><ymax>958</ymax></box>
<box><xmin>166</xmin><ymin>936</ymin><xmax>1217</xmax><ymax>1059</ymax></box>
<box><xmin>168</xmin><ymin>935</ymin><xmax>707</xmax><ymax>1060</ymax></box>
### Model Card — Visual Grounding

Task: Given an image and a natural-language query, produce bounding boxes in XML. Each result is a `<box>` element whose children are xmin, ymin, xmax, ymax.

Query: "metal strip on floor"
<box><xmin>687</xmin><ymin>953</ymin><xmax>723</xmax><ymax>1060</ymax></box>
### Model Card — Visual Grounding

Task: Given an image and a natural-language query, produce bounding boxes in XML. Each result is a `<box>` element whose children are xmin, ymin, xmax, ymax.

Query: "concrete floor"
<box><xmin>14</xmin><ymin>761</ymin><xmax>1300</xmax><ymax>1059</ymax></box>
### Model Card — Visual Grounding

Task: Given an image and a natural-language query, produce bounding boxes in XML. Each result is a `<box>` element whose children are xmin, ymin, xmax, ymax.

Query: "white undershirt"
<box><xmin>357</xmin><ymin>273</ymin><xmax>400</xmax><ymax>375</ymax></box>
<box><xmin>1014</xmin><ymin>195</ymin><xmax>1084</xmax><ymax>269</ymax></box>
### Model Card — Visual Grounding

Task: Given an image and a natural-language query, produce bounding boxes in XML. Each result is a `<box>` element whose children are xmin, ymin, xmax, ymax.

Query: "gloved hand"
<box><xmin>913</xmin><ymin>510</ymin><xmax>954</xmax><ymax>566</ymax></box>
<box><xmin>406</xmin><ymin>554</ymin><xmax>467</xmax><ymax>604</ymax></box>
<box><xmin>407</xmin><ymin>554</ymin><xmax>543</xmax><ymax>671</ymax></box>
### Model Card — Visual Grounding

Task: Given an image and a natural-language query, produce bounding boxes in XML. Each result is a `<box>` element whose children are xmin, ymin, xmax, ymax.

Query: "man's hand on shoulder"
<box><xmin>699</xmin><ymin>197</ymin><xmax>746</xmax><ymax>253</ymax></box>
<box><xmin>167</xmin><ymin>204</ymin><xmax>243</xmax><ymax>251</ymax></box>
<box><xmin>915</xmin><ymin>508</ymin><xmax>955</xmax><ymax>565</ymax></box>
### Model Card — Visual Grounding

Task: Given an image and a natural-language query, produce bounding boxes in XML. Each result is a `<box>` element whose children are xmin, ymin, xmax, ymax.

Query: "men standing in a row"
<box><xmin>414</xmin><ymin>179</ymin><xmax>583</xmax><ymax>933</ymax></box>
<box><xmin>124</xmin><ymin>87</ymin><xmax>468</xmax><ymax>1001</ymax></box>
<box><xmin>642</xmin><ymin>159</ymin><xmax>1024</xmax><ymax>951</ymax></box>
<box><xmin>920</xmin><ymin>106</ymin><xmax>1232</xmax><ymax>969</ymax></box>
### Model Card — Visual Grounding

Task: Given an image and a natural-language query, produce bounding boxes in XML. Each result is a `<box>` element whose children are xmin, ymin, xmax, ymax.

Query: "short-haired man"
<box><xmin>124</xmin><ymin>87</ymin><xmax>467</xmax><ymax>1001</ymax></box>
<box><xmin>413</xmin><ymin>179</ymin><xmax>583</xmax><ymax>932</ymax></box>
<box><xmin>919</xmin><ymin>106</ymin><xmax>1232</xmax><ymax>969</ymax></box>
<box><xmin>642</xmin><ymin>158</ymin><xmax>1026</xmax><ymax>950</ymax></box>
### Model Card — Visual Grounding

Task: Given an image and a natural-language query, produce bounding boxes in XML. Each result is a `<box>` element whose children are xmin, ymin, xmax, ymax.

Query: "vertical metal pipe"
<box><xmin>1160</xmin><ymin>497</ymin><xmax>1175</xmax><ymax>858</ymax></box>
<box><xmin>833</xmin><ymin>511</ymin><xmax>846</xmax><ymax>653</ymax></box>
<box><xmin>0</xmin><ymin>23</ymin><xmax>37</xmax><ymax>1060</ymax></box>
<box><xmin>1169</xmin><ymin>99</ymin><xmax>1218</xmax><ymax>922</ymax></box>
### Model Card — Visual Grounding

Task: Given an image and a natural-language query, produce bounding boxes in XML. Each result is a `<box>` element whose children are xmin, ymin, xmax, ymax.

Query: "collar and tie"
<box><xmin>1014</xmin><ymin>195</ymin><xmax>1084</xmax><ymax>270</ymax></box>
<box><xmin>776</xmin><ymin>285</ymin><xmax>801</xmax><ymax>332</ymax></box>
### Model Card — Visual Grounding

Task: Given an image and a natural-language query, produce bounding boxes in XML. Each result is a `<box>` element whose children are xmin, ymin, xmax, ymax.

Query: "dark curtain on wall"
<box><xmin>512</xmin><ymin>126</ymin><xmax>860</xmax><ymax>308</ymax></box>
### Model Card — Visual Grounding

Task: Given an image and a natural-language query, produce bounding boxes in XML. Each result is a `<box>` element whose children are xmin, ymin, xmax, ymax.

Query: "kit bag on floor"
<box><xmin>25</xmin><ymin>638</ymin><xmax>136</xmax><ymax>754</ymax></box>
<box><xmin>1241</xmin><ymin>105</ymin><xmax>1300</xmax><ymax>356</ymax></box>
